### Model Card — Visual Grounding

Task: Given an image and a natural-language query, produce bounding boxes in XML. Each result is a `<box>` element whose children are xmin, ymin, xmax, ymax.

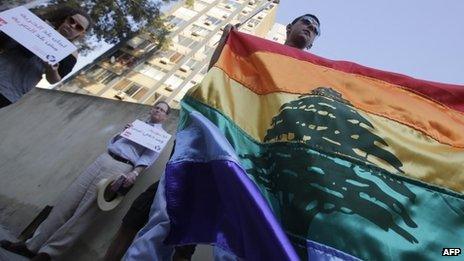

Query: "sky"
<box><xmin>275</xmin><ymin>0</ymin><xmax>464</xmax><ymax>85</ymax></box>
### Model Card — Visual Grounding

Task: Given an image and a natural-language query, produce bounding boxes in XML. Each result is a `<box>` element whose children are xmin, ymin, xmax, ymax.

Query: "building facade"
<box><xmin>57</xmin><ymin>0</ymin><xmax>284</xmax><ymax>108</ymax></box>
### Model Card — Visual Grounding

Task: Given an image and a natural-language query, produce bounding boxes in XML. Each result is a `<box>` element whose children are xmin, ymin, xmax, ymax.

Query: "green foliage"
<box><xmin>0</xmin><ymin>0</ymin><xmax>31</xmax><ymax>11</ymax></box>
<box><xmin>185</xmin><ymin>0</ymin><xmax>194</xmax><ymax>8</ymax></box>
<box><xmin>159</xmin><ymin>35</ymin><xmax>172</xmax><ymax>51</ymax></box>
<box><xmin>47</xmin><ymin>0</ymin><xmax>174</xmax><ymax>50</ymax></box>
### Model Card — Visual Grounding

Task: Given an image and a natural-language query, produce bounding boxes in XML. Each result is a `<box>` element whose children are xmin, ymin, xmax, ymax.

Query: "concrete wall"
<box><xmin>0</xmin><ymin>89</ymin><xmax>211</xmax><ymax>260</ymax></box>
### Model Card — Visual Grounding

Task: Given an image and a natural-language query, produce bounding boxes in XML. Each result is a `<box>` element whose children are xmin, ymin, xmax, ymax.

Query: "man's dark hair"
<box><xmin>291</xmin><ymin>14</ymin><xmax>320</xmax><ymax>27</ymax></box>
<box><xmin>155</xmin><ymin>101</ymin><xmax>171</xmax><ymax>115</ymax></box>
<box><xmin>34</xmin><ymin>5</ymin><xmax>93</xmax><ymax>31</ymax></box>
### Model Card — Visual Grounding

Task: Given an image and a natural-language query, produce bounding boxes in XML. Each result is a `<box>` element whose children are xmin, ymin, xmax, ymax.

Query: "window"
<box><xmin>113</xmin><ymin>81</ymin><xmax>145</xmax><ymax>100</ymax></box>
<box><xmin>199</xmin><ymin>64</ymin><xmax>208</xmax><ymax>75</ymax></box>
<box><xmin>170</xmin><ymin>52</ymin><xmax>184</xmax><ymax>63</ymax></box>
<box><xmin>237</xmin><ymin>13</ymin><xmax>248</xmax><ymax>22</ymax></box>
<box><xmin>193</xmin><ymin>1</ymin><xmax>207</xmax><ymax>12</ymax></box>
<box><xmin>204</xmin><ymin>45</ymin><xmax>215</xmax><ymax>55</ymax></box>
<box><xmin>124</xmin><ymin>84</ymin><xmax>142</xmax><ymax>96</ymax></box>
<box><xmin>190</xmin><ymin>25</ymin><xmax>211</xmax><ymax>37</ymax></box>
<box><xmin>223</xmin><ymin>0</ymin><xmax>240</xmax><ymax>10</ymax></box>
<box><xmin>178</xmin><ymin>35</ymin><xmax>196</xmax><ymax>48</ymax></box>
<box><xmin>113</xmin><ymin>79</ymin><xmax>131</xmax><ymax>90</ymax></box>
<box><xmin>135</xmin><ymin>63</ymin><xmax>166</xmax><ymax>81</ymax></box>
<box><xmin>204</xmin><ymin>16</ymin><xmax>221</xmax><ymax>26</ymax></box>
<box><xmin>138</xmin><ymin>40</ymin><xmax>155</xmax><ymax>52</ymax></box>
<box><xmin>92</xmin><ymin>68</ymin><xmax>117</xmax><ymax>84</ymax></box>
<box><xmin>208</xmin><ymin>7</ymin><xmax>230</xmax><ymax>19</ymax></box>
<box><xmin>247</xmin><ymin>19</ymin><xmax>260</xmax><ymax>28</ymax></box>
<box><xmin>132</xmin><ymin>87</ymin><xmax>149</xmax><ymax>100</ymax></box>
<box><xmin>209</xmin><ymin>34</ymin><xmax>221</xmax><ymax>47</ymax></box>
<box><xmin>88</xmin><ymin>66</ymin><xmax>106</xmax><ymax>78</ymax></box>
<box><xmin>162</xmin><ymin>50</ymin><xmax>175</xmax><ymax>59</ymax></box>
<box><xmin>172</xmin><ymin>7</ymin><xmax>197</xmax><ymax>21</ymax></box>
<box><xmin>185</xmin><ymin>59</ymin><xmax>199</xmax><ymax>70</ymax></box>
<box><xmin>166</xmin><ymin>16</ymin><xmax>187</xmax><ymax>29</ymax></box>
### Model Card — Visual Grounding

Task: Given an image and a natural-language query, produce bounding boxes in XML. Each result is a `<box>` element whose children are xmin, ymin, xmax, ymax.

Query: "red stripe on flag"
<box><xmin>227</xmin><ymin>31</ymin><xmax>464</xmax><ymax>113</ymax></box>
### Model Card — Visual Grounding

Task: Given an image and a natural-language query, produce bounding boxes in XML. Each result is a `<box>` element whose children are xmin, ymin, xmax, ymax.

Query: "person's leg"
<box><xmin>36</xmin><ymin>183</ymin><xmax>102</xmax><ymax>258</ymax></box>
<box><xmin>104</xmin><ymin>182</ymin><xmax>159</xmax><ymax>261</ymax></box>
<box><xmin>24</xmin><ymin>155</ymin><xmax>107</xmax><ymax>253</ymax></box>
<box><xmin>3</xmin><ymin>154</ymin><xmax>107</xmax><ymax>257</ymax></box>
<box><xmin>37</xmin><ymin>153</ymin><xmax>132</xmax><ymax>258</ymax></box>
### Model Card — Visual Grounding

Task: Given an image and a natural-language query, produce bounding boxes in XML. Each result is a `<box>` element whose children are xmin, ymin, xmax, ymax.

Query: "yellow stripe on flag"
<box><xmin>188</xmin><ymin>67</ymin><xmax>464</xmax><ymax>193</ymax></box>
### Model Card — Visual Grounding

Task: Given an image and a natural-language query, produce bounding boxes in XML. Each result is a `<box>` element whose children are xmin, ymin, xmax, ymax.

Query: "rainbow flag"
<box><xmin>127</xmin><ymin>31</ymin><xmax>464</xmax><ymax>260</ymax></box>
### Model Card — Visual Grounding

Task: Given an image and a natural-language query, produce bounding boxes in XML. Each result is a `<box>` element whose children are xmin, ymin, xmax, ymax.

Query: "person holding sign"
<box><xmin>0</xmin><ymin>6</ymin><xmax>91</xmax><ymax>108</ymax></box>
<box><xmin>0</xmin><ymin>101</ymin><xmax>171</xmax><ymax>260</ymax></box>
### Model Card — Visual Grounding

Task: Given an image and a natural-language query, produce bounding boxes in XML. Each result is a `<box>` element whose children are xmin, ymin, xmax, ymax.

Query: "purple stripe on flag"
<box><xmin>164</xmin><ymin>159</ymin><xmax>299</xmax><ymax>261</ymax></box>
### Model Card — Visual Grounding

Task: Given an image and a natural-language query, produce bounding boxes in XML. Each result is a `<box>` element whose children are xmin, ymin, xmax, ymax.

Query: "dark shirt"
<box><xmin>0</xmin><ymin>32</ymin><xmax>77</xmax><ymax>103</ymax></box>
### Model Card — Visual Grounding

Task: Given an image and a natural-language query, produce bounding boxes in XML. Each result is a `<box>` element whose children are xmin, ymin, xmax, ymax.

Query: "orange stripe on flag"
<box><xmin>226</xmin><ymin>31</ymin><xmax>464</xmax><ymax>113</ymax></box>
<box><xmin>216</xmin><ymin>45</ymin><xmax>464</xmax><ymax>148</ymax></box>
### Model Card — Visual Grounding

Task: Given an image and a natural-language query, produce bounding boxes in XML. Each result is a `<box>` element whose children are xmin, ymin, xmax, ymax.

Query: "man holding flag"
<box><xmin>209</xmin><ymin>14</ymin><xmax>321</xmax><ymax>71</ymax></box>
<box><xmin>127</xmin><ymin>8</ymin><xmax>464</xmax><ymax>261</ymax></box>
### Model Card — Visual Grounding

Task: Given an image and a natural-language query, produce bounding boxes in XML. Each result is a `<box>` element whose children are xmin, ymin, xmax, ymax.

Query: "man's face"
<box><xmin>58</xmin><ymin>14</ymin><xmax>89</xmax><ymax>41</ymax></box>
<box><xmin>150</xmin><ymin>103</ymin><xmax>169</xmax><ymax>123</ymax></box>
<box><xmin>286</xmin><ymin>16</ymin><xmax>320</xmax><ymax>50</ymax></box>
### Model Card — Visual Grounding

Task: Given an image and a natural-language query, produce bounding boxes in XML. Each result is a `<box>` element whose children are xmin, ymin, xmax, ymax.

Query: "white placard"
<box><xmin>121</xmin><ymin>120</ymin><xmax>171</xmax><ymax>153</ymax></box>
<box><xmin>0</xmin><ymin>6</ymin><xmax>77</xmax><ymax>64</ymax></box>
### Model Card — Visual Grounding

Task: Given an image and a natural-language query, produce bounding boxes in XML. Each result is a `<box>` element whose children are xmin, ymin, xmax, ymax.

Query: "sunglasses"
<box><xmin>65</xmin><ymin>16</ymin><xmax>86</xmax><ymax>33</ymax></box>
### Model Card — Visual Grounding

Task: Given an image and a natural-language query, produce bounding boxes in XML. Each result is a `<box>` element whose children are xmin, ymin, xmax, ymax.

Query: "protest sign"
<box><xmin>121</xmin><ymin>120</ymin><xmax>171</xmax><ymax>153</ymax></box>
<box><xmin>0</xmin><ymin>6</ymin><xmax>77</xmax><ymax>64</ymax></box>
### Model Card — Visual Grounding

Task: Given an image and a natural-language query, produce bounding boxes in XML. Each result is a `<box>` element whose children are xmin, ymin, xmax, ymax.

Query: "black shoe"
<box><xmin>0</xmin><ymin>240</ymin><xmax>36</xmax><ymax>258</ymax></box>
<box><xmin>32</xmin><ymin>252</ymin><xmax>51</xmax><ymax>261</ymax></box>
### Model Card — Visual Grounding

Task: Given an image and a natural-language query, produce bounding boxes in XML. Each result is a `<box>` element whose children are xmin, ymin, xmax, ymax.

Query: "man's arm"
<box><xmin>44</xmin><ymin>63</ymin><xmax>62</xmax><ymax>84</ymax></box>
<box><xmin>208</xmin><ymin>24</ymin><xmax>237</xmax><ymax>71</ymax></box>
<box><xmin>121</xmin><ymin>166</ymin><xmax>147</xmax><ymax>188</ymax></box>
<box><xmin>121</xmin><ymin>147</ymin><xmax>160</xmax><ymax>188</ymax></box>
<box><xmin>45</xmin><ymin>52</ymin><xmax>78</xmax><ymax>84</ymax></box>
